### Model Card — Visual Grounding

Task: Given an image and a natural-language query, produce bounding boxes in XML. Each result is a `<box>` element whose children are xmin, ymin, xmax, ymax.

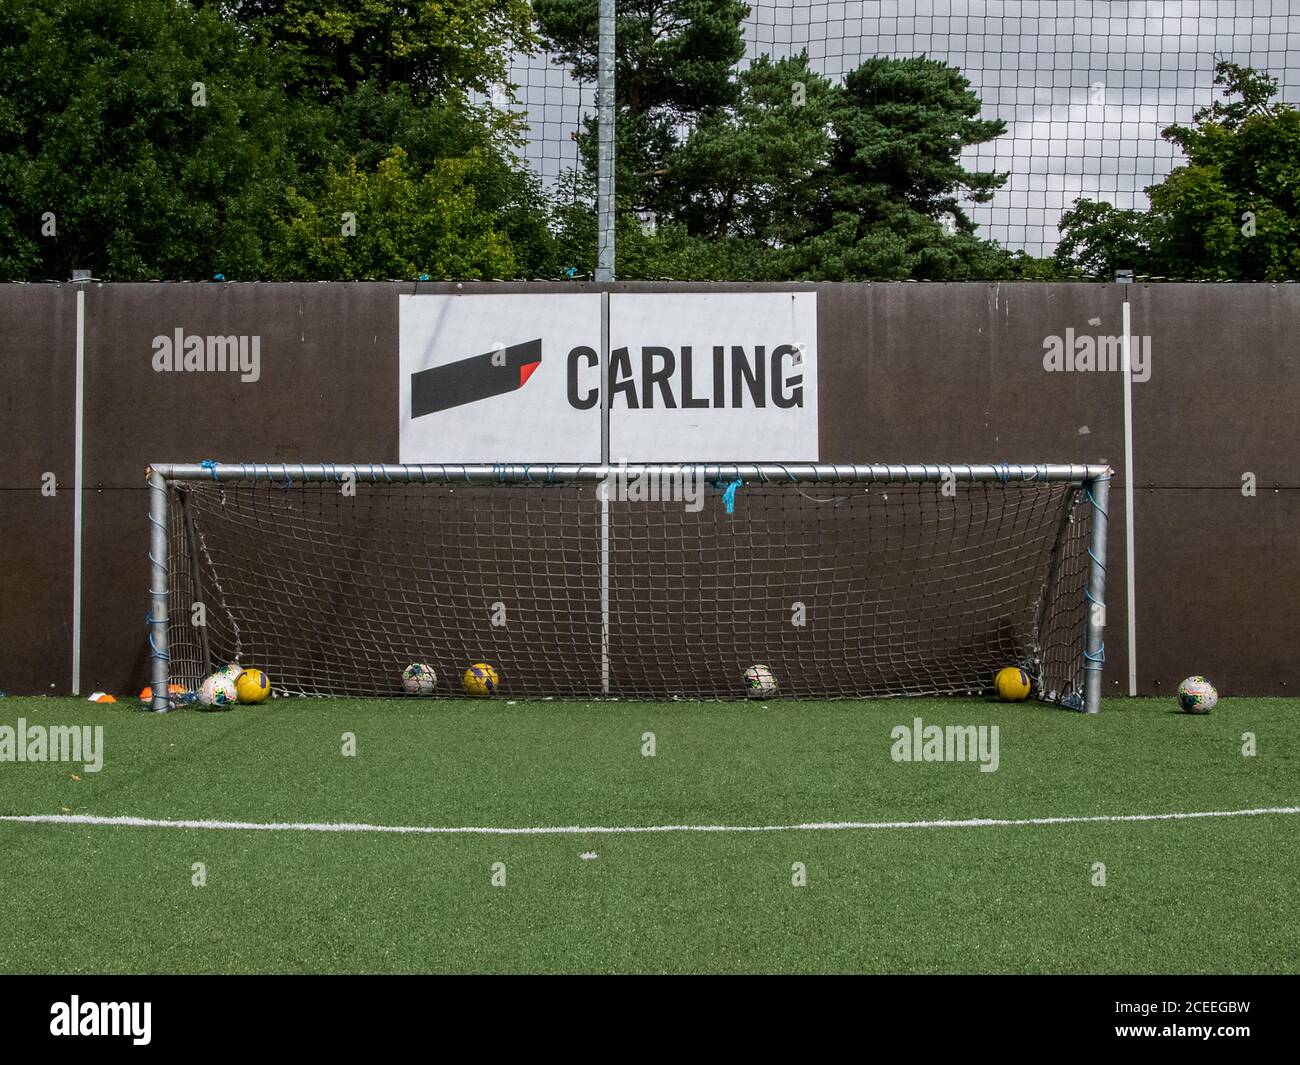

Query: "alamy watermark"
<box><xmin>599</xmin><ymin>460</ymin><xmax>705</xmax><ymax>513</ymax></box>
<box><xmin>1042</xmin><ymin>328</ymin><xmax>1151</xmax><ymax>382</ymax></box>
<box><xmin>0</xmin><ymin>718</ymin><xmax>103</xmax><ymax>772</ymax></box>
<box><xmin>890</xmin><ymin>717</ymin><xmax>999</xmax><ymax>773</ymax></box>
<box><xmin>50</xmin><ymin>996</ymin><xmax>150</xmax><ymax>1045</ymax></box>
<box><xmin>151</xmin><ymin>328</ymin><xmax>261</xmax><ymax>383</ymax></box>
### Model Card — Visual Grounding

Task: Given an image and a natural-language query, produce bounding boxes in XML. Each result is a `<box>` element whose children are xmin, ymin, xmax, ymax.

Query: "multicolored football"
<box><xmin>402</xmin><ymin>662</ymin><xmax>437</xmax><ymax>694</ymax></box>
<box><xmin>743</xmin><ymin>664</ymin><xmax>778</xmax><ymax>699</ymax></box>
<box><xmin>198</xmin><ymin>673</ymin><xmax>238</xmax><ymax>710</ymax></box>
<box><xmin>1178</xmin><ymin>676</ymin><xmax>1218</xmax><ymax>714</ymax></box>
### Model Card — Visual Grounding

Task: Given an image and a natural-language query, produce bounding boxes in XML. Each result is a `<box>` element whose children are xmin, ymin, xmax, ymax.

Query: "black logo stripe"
<box><xmin>411</xmin><ymin>338</ymin><xmax>542</xmax><ymax>417</ymax></box>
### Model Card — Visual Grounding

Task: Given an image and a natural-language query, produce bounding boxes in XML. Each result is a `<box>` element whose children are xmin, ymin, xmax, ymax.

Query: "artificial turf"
<box><xmin>0</xmin><ymin>694</ymin><xmax>1296</xmax><ymax>973</ymax></box>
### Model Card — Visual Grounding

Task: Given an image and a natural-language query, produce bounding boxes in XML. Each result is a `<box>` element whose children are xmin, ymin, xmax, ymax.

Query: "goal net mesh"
<box><xmin>163</xmin><ymin>474</ymin><xmax>1092</xmax><ymax>705</ymax></box>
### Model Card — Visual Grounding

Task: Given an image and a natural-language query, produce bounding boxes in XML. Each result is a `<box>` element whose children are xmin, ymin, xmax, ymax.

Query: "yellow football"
<box><xmin>463</xmin><ymin>663</ymin><xmax>499</xmax><ymax>697</ymax></box>
<box><xmin>235</xmin><ymin>668</ymin><xmax>271</xmax><ymax>704</ymax></box>
<box><xmin>994</xmin><ymin>666</ymin><xmax>1031</xmax><ymax>702</ymax></box>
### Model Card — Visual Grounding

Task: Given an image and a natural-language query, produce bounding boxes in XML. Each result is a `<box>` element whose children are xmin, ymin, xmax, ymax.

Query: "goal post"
<box><xmin>146</xmin><ymin>462</ymin><xmax>1110</xmax><ymax>712</ymax></box>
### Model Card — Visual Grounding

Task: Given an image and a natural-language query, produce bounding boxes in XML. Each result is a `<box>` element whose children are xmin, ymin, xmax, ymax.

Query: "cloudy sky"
<box><xmin>499</xmin><ymin>0</ymin><xmax>1299</xmax><ymax>257</ymax></box>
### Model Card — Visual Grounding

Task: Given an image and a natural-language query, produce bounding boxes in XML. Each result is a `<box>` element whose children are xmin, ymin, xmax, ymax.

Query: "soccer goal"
<box><xmin>146</xmin><ymin>463</ymin><xmax>1110</xmax><ymax>711</ymax></box>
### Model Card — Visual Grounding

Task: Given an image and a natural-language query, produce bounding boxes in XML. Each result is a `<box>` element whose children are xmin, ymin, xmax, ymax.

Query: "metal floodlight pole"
<box><xmin>1082</xmin><ymin>470</ymin><xmax>1112</xmax><ymax>714</ymax></box>
<box><xmin>596</xmin><ymin>0</ymin><xmax>615</xmax><ymax>283</ymax></box>
<box><xmin>595</xmin><ymin>1</ymin><xmax>616</xmax><ymax>692</ymax></box>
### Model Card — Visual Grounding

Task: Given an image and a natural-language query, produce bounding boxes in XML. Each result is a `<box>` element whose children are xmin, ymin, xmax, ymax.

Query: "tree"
<box><xmin>534</xmin><ymin>0</ymin><xmax>749</xmax><ymax>214</ymax></box>
<box><xmin>0</xmin><ymin>0</ymin><xmax>558</xmax><ymax>281</ymax></box>
<box><xmin>218</xmin><ymin>0</ymin><xmax>536</xmax><ymax>101</ymax></box>
<box><xmin>1150</xmin><ymin>61</ymin><xmax>1300</xmax><ymax>279</ymax></box>
<box><xmin>1053</xmin><ymin>199</ymin><xmax>1155</xmax><ymax>279</ymax></box>
<box><xmin>659</xmin><ymin>52</ymin><xmax>836</xmax><ymax>243</ymax></box>
<box><xmin>269</xmin><ymin>147</ymin><xmax>519</xmax><ymax>279</ymax></box>
<box><xmin>788</xmin><ymin>55</ymin><xmax>1014</xmax><ymax>280</ymax></box>
<box><xmin>227</xmin><ymin>0</ymin><xmax>557</xmax><ymax>278</ymax></box>
<box><xmin>325</xmin><ymin>83</ymin><xmax>559</xmax><ymax>277</ymax></box>
<box><xmin>1056</xmin><ymin>61</ymin><xmax>1300</xmax><ymax>280</ymax></box>
<box><xmin>553</xmin><ymin>48</ymin><xmax>1018</xmax><ymax>281</ymax></box>
<box><xmin>0</xmin><ymin>0</ymin><xmax>302</xmax><ymax>280</ymax></box>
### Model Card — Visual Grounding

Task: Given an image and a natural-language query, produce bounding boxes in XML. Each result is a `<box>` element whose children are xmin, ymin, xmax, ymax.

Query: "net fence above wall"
<box><xmin>500</xmin><ymin>0</ymin><xmax>1300</xmax><ymax>257</ymax></box>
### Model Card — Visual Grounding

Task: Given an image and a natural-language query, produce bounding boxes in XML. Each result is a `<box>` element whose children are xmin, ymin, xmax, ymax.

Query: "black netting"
<box><xmin>165</xmin><ymin>475</ymin><xmax>1091</xmax><ymax>703</ymax></box>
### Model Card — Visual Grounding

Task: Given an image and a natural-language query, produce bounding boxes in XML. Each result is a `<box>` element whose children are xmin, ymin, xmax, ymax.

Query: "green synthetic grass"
<box><xmin>0</xmin><ymin>694</ymin><xmax>1296</xmax><ymax>973</ymax></box>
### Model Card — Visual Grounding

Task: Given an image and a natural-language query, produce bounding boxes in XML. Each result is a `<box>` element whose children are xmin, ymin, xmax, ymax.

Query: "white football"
<box><xmin>402</xmin><ymin>662</ymin><xmax>438</xmax><ymax>694</ymax></box>
<box><xmin>198</xmin><ymin>673</ymin><xmax>238</xmax><ymax>709</ymax></box>
<box><xmin>743</xmin><ymin>664</ymin><xmax>778</xmax><ymax>699</ymax></box>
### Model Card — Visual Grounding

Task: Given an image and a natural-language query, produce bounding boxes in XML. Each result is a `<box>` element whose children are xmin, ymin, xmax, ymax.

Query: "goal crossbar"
<box><xmin>146</xmin><ymin>462</ymin><xmax>1111</xmax><ymax>713</ymax></box>
<box><xmin>150</xmin><ymin>462</ymin><xmax>1108</xmax><ymax>484</ymax></box>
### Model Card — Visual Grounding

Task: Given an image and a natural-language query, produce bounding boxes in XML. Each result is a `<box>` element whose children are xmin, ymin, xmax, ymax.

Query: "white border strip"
<box><xmin>1122</xmin><ymin>299</ymin><xmax>1137</xmax><ymax>697</ymax></box>
<box><xmin>71</xmin><ymin>287</ymin><xmax>86</xmax><ymax>695</ymax></box>
<box><xmin>3</xmin><ymin>807</ymin><xmax>1297</xmax><ymax>837</ymax></box>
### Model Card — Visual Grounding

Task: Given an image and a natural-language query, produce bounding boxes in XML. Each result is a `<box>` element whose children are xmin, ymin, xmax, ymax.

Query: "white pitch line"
<box><xmin>1</xmin><ymin>806</ymin><xmax>1298</xmax><ymax>837</ymax></box>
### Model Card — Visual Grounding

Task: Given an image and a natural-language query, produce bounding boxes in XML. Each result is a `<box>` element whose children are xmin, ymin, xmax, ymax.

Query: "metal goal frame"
<box><xmin>146</xmin><ymin>462</ymin><xmax>1110</xmax><ymax>712</ymax></box>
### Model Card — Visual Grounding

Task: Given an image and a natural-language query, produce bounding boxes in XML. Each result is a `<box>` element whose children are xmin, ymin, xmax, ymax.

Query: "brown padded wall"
<box><xmin>81</xmin><ymin>282</ymin><xmax>402</xmax><ymax>486</ymax></box>
<box><xmin>0</xmin><ymin>286</ymin><xmax>76</xmax><ymax>694</ymax></box>
<box><xmin>817</xmin><ymin>282</ymin><xmax>1126</xmax><ymax>467</ymax></box>
<box><xmin>0</xmin><ymin>281</ymin><xmax>1294</xmax><ymax>696</ymax></box>
<box><xmin>1132</xmin><ymin>489</ymin><xmax>1300</xmax><ymax>697</ymax></box>
<box><xmin>79</xmin><ymin>282</ymin><xmax>401</xmax><ymax>692</ymax></box>
<box><xmin>1126</xmin><ymin>284</ymin><xmax>1300</xmax><ymax>697</ymax></box>
<box><xmin>815</xmin><ymin>282</ymin><xmax>1131</xmax><ymax>696</ymax></box>
<box><xmin>1128</xmin><ymin>284</ymin><xmax>1300</xmax><ymax>487</ymax></box>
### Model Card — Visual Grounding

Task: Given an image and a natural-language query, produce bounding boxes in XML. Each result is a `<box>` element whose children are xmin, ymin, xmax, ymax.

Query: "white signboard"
<box><xmin>608</xmin><ymin>291</ymin><xmax>818</xmax><ymax>461</ymax></box>
<box><xmin>398</xmin><ymin>291</ymin><xmax>818</xmax><ymax>462</ymax></box>
<box><xmin>399</xmin><ymin>293</ymin><xmax>602</xmax><ymax>463</ymax></box>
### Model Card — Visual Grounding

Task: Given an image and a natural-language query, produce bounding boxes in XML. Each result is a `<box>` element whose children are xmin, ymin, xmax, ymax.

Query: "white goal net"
<box><xmin>147</xmin><ymin>463</ymin><xmax>1110</xmax><ymax>711</ymax></box>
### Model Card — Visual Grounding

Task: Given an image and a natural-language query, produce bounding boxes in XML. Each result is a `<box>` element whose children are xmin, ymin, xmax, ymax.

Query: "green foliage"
<box><xmin>660</xmin><ymin>53</ymin><xmax>836</xmax><ymax>242</ymax></box>
<box><xmin>1054</xmin><ymin>200</ymin><xmax>1156</xmax><ymax>279</ymax></box>
<box><xmin>553</xmin><ymin>49</ymin><xmax>1018</xmax><ymax>281</ymax></box>
<box><xmin>535</xmin><ymin>0</ymin><xmax>749</xmax><ymax>213</ymax></box>
<box><xmin>2</xmin><ymin>0</ymin><xmax>1039</xmax><ymax>282</ymax></box>
<box><xmin>0</xmin><ymin>0</ymin><xmax>300</xmax><ymax>280</ymax></box>
<box><xmin>783</xmin><ymin>55</ymin><xmax>1012</xmax><ymax>280</ymax></box>
<box><xmin>221</xmin><ymin>0</ymin><xmax>536</xmax><ymax>101</ymax></box>
<box><xmin>270</xmin><ymin>147</ymin><xmax>518</xmax><ymax>280</ymax></box>
<box><xmin>829</xmin><ymin>56</ymin><xmax>1007</xmax><ymax>220</ymax></box>
<box><xmin>1056</xmin><ymin>61</ymin><xmax>1300</xmax><ymax>280</ymax></box>
<box><xmin>323</xmin><ymin>85</ymin><xmax>559</xmax><ymax>277</ymax></box>
<box><xmin>0</xmin><ymin>0</ymin><xmax>555</xmax><ymax>281</ymax></box>
<box><xmin>1006</xmin><ymin>251</ymin><xmax>1068</xmax><ymax>281</ymax></box>
<box><xmin>787</xmin><ymin>205</ymin><xmax>1017</xmax><ymax>282</ymax></box>
<box><xmin>533</xmin><ymin>0</ymin><xmax>747</xmax><ymax>113</ymax></box>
